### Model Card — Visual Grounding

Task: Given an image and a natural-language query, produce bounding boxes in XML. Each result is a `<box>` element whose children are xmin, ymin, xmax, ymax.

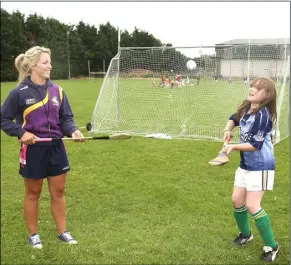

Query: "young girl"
<box><xmin>222</xmin><ymin>77</ymin><xmax>279</xmax><ymax>262</ymax></box>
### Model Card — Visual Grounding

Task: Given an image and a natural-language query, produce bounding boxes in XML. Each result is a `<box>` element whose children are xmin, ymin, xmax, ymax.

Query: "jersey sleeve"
<box><xmin>229</xmin><ymin>113</ymin><xmax>239</xmax><ymax>127</ymax></box>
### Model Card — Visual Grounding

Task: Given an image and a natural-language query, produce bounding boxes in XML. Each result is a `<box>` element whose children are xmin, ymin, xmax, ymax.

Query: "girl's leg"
<box><xmin>232</xmin><ymin>167</ymin><xmax>252</xmax><ymax>243</ymax></box>
<box><xmin>246</xmin><ymin>191</ymin><xmax>279</xmax><ymax>261</ymax></box>
<box><xmin>232</xmin><ymin>186</ymin><xmax>252</xmax><ymax>244</ymax></box>
<box><xmin>246</xmin><ymin>191</ymin><xmax>277</xmax><ymax>249</ymax></box>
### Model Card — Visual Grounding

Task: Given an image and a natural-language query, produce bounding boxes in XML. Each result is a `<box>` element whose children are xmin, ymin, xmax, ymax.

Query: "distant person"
<box><xmin>1</xmin><ymin>46</ymin><xmax>84</xmax><ymax>249</ymax></box>
<box><xmin>244</xmin><ymin>77</ymin><xmax>249</xmax><ymax>86</ymax></box>
<box><xmin>161</xmin><ymin>75</ymin><xmax>166</xmax><ymax>87</ymax></box>
<box><xmin>175</xmin><ymin>73</ymin><xmax>182</xmax><ymax>87</ymax></box>
<box><xmin>196</xmin><ymin>75</ymin><xmax>200</xmax><ymax>85</ymax></box>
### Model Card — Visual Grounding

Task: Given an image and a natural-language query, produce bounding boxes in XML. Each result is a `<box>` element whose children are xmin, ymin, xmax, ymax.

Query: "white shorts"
<box><xmin>234</xmin><ymin>167</ymin><xmax>275</xmax><ymax>191</ymax></box>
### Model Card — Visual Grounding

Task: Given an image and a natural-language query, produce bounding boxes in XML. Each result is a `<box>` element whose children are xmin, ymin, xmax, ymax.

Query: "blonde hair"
<box><xmin>14</xmin><ymin>46</ymin><xmax>51</xmax><ymax>83</ymax></box>
<box><xmin>235</xmin><ymin>76</ymin><xmax>277</xmax><ymax>122</ymax></box>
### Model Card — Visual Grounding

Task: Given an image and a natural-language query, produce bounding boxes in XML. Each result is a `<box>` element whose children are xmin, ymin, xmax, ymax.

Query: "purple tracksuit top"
<box><xmin>1</xmin><ymin>77</ymin><xmax>77</xmax><ymax>138</ymax></box>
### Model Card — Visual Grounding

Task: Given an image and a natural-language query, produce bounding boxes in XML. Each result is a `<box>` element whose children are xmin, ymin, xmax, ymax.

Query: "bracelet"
<box><xmin>224</xmin><ymin>129</ymin><xmax>231</xmax><ymax>132</ymax></box>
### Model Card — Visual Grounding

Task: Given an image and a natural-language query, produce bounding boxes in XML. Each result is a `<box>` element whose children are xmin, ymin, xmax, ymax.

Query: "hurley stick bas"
<box><xmin>208</xmin><ymin>134</ymin><xmax>233</xmax><ymax>166</ymax></box>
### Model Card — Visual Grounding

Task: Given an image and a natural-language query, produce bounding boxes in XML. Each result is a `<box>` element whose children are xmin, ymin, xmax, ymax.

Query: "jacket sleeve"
<box><xmin>59</xmin><ymin>90</ymin><xmax>77</xmax><ymax>137</ymax></box>
<box><xmin>1</xmin><ymin>89</ymin><xmax>26</xmax><ymax>138</ymax></box>
<box><xmin>229</xmin><ymin>113</ymin><xmax>239</xmax><ymax>127</ymax></box>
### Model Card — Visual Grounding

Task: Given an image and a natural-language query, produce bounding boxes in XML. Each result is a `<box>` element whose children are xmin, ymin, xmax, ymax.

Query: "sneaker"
<box><xmin>28</xmin><ymin>233</ymin><xmax>43</xmax><ymax>249</ymax></box>
<box><xmin>58</xmin><ymin>231</ymin><xmax>78</xmax><ymax>245</ymax></box>
<box><xmin>233</xmin><ymin>232</ymin><xmax>253</xmax><ymax>246</ymax></box>
<box><xmin>261</xmin><ymin>244</ymin><xmax>280</xmax><ymax>262</ymax></box>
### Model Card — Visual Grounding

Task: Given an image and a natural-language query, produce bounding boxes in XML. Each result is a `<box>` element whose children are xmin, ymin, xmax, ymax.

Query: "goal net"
<box><xmin>90</xmin><ymin>41</ymin><xmax>290</xmax><ymax>143</ymax></box>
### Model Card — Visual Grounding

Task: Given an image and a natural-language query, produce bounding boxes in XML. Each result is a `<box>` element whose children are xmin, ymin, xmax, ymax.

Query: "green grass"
<box><xmin>1</xmin><ymin>79</ymin><xmax>290</xmax><ymax>264</ymax></box>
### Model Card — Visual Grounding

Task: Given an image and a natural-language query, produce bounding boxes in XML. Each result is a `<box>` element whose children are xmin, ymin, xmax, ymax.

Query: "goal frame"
<box><xmin>89</xmin><ymin>37</ymin><xmax>290</xmax><ymax>144</ymax></box>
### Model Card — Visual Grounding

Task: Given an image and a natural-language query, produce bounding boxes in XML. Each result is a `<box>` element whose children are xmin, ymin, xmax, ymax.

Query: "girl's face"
<box><xmin>31</xmin><ymin>52</ymin><xmax>52</xmax><ymax>80</ymax></box>
<box><xmin>247</xmin><ymin>86</ymin><xmax>267</xmax><ymax>103</ymax></box>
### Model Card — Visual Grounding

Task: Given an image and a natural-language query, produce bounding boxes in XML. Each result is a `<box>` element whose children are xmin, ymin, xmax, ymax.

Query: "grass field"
<box><xmin>1</xmin><ymin>79</ymin><xmax>290</xmax><ymax>264</ymax></box>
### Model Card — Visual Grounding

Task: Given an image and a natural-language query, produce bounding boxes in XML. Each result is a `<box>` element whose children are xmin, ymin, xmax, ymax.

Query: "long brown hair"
<box><xmin>234</xmin><ymin>77</ymin><xmax>277</xmax><ymax>122</ymax></box>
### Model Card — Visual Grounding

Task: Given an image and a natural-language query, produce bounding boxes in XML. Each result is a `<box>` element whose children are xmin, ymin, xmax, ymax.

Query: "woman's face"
<box><xmin>31</xmin><ymin>52</ymin><xmax>52</xmax><ymax>80</ymax></box>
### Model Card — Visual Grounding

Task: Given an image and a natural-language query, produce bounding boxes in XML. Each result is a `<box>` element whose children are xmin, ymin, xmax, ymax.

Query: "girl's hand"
<box><xmin>222</xmin><ymin>144</ymin><xmax>234</xmax><ymax>155</ymax></box>
<box><xmin>223</xmin><ymin>130</ymin><xmax>232</xmax><ymax>142</ymax></box>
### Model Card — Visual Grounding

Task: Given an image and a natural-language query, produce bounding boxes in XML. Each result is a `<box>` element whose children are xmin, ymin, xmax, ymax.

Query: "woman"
<box><xmin>1</xmin><ymin>46</ymin><xmax>84</xmax><ymax>249</ymax></box>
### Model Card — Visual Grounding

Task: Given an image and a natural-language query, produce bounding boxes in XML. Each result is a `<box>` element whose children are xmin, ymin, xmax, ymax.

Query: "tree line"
<box><xmin>1</xmin><ymin>8</ymin><xmax>173</xmax><ymax>81</ymax></box>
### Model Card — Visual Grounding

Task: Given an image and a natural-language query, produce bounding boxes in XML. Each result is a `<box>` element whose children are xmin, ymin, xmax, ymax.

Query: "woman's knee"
<box><xmin>24</xmin><ymin>179</ymin><xmax>43</xmax><ymax>200</ymax></box>
<box><xmin>25</xmin><ymin>187</ymin><xmax>42</xmax><ymax>200</ymax></box>
<box><xmin>48</xmin><ymin>174</ymin><xmax>66</xmax><ymax>200</ymax></box>
<box><xmin>49</xmin><ymin>186</ymin><xmax>65</xmax><ymax>200</ymax></box>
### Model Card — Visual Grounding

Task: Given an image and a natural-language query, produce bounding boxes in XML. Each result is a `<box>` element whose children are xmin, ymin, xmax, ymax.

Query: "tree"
<box><xmin>1</xmin><ymin>9</ymin><xmax>27</xmax><ymax>81</ymax></box>
<box><xmin>1</xmin><ymin>8</ymin><xmax>170</xmax><ymax>81</ymax></box>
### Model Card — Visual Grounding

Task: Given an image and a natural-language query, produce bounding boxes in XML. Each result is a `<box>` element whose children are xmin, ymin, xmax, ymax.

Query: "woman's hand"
<box><xmin>20</xmin><ymin>132</ymin><xmax>38</xmax><ymax>145</ymax></box>
<box><xmin>71</xmin><ymin>130</ymin><xmax>84</xmax><ymax>142</ymax></box>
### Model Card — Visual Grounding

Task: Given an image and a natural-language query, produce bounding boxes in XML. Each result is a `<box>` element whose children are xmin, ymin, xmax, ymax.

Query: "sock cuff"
<box><xmin>233</xmin><ymin>205</ymin><xmax>247</xmax><ymax>212</ymax></box>
<box><xmin>252</xmin><ymin>208</ymin><xmax>267</xmax><ymax>220</ymax></box>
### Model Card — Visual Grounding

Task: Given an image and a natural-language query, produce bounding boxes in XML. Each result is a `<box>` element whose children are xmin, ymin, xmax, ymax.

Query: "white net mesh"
<box><xmin>90</xmin><ymin>42</ymin><xmax>290</xmax><ymax>142</ymax></box>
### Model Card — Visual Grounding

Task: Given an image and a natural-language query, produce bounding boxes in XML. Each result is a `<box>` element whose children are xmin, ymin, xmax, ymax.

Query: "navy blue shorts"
<box><xmin>19</xmin><ymin>141</ymin><xmax>70</xmax><ymax>179</ymax></box>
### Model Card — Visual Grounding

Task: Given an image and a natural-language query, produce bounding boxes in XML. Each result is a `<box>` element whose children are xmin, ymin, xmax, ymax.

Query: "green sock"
<box><xmin>233</xmin><ymin>205</ymin><xmax>251</xmax><ymax>237</ymax></box>
<box><xmin>253</xmin><ymin>208</ymin><xmax>277</xmax><ymax>248</ymax></box>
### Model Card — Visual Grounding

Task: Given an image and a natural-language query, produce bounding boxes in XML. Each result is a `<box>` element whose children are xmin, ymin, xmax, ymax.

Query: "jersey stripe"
<box><xmin>22</xmin><ymin>91</ymin><xmax>49</xmax><ymax>128</ymax></box>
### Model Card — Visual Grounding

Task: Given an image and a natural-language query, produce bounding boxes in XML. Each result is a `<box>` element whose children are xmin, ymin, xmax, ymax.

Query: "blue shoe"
<box><xmin>28</xmin><ymin>233</ymin><xmax>43</xmax><ymax>249</ymax></box>
<box><xmin>58</xmin><ymin>231</ymin><xmax>78</xmax><ymax>245</ymax></box>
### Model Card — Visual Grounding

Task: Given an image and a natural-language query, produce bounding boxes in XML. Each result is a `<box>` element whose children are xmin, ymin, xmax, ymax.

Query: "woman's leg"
<box><xmin>23</xmin><ymin>178</ymin><xmax>43</xmax><ymax>235</ymax></box>
<box><xmin>47</xmin><ymin>173</ymin><xmax>67</xmax><ymax>234</ymax></box>
<box><xmin>47</xmin><ymin>173</ymin><xmax>77</xmax><ymax>244</ymax></box>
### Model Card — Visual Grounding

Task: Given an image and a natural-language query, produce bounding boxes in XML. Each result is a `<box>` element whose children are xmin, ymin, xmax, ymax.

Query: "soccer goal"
<box><xmin>89</xmin><ymin>71</ymin><xmax>106</xmax><ymax>82</ymax></box>
<box><xmin>89</xmin><ymin>40</ymin><xmax>290</xmax><ymax>143</ymax></box>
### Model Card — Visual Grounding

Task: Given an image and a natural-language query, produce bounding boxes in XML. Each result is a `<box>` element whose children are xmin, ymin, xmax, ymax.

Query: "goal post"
<box><xmin>88</xmin><ymin>59</ymin><xmax>107</xmax><ymax>82</ymax></box>
<box><xmin>89</xmin><ymin>41</ymin><xmax>290</xmax><ymax>143</ymax></box>
<box><xmin>89</xmin><ymin>71</ymin><xmax>106</xmax><ymax>82</ymax></box>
